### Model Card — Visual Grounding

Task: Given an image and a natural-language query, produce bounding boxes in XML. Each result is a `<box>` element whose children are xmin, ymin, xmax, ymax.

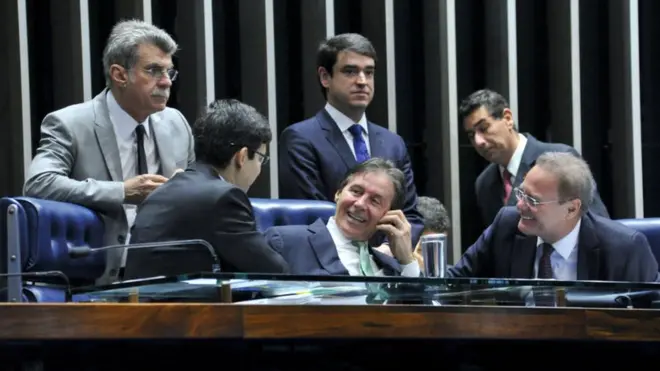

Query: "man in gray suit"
<box><xmin>24</xmin><ymin>20</ymin><xmax>195</xmax><ymax>283</ymax></box>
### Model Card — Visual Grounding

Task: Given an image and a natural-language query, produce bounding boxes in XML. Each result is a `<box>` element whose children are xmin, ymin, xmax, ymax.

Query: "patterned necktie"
<box><xmin>353</xmin><ymin>241</ymin><xmax>374</xmax><ymax>276</ymax></box>
<box><xmin>135</xmin><ymin>124</ymin><xmax>148</xmax><ymax>175</ymax></box>
<box><xmin>348</xmin><ymin>124</ymin><xmax>370</xmax><ymax>163</ymax></box>
<box><xmin>502</xmin><ymin>169</ymin><xmax>513</xmax><ymax>204</ymax></box>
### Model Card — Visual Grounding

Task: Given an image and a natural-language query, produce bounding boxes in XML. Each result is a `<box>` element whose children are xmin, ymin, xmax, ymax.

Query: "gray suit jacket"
<box><xmin>24</xmin><ymin>89</ymin><xmax>195</xmax><ymax>283</ymax></box>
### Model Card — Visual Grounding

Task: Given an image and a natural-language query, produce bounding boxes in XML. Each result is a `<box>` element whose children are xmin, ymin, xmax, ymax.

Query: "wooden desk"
<box><xmin>1</xmin><ymin>304</ymin><xmax>659</xmax><ymax>341</ymax></box>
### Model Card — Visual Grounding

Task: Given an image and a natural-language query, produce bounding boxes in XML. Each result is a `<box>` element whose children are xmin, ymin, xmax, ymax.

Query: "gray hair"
<box><xmin>102</xmin><ymin>20</ymin><xmax>178</xmax><ymax>86</ymax></box>
<box><xmin>534</xmin><ymin>151</ymin><xmax>595</xmax><ymax>215</ymax></box>
<box><xmin>337</xmin><ymin>158</ymin><xmax>406</xmax><ymax>210</ymax></box>
<box><xmin>417</xmin><ymin>196</ymin><xmax>451</xmax><ymax>233</ymax></box>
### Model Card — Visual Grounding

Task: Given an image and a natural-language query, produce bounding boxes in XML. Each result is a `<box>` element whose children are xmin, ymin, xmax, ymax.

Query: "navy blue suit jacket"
<box><xmin>264</xmin><ymin>218</ymin><xmax>404</xmax><ymax>276</ymax></box>
<box><xmin>278</xmin><ymin>109</ymin><xmax>423</xmax><ymax>246</ymax></box>
<box><xmin>449</xmin><ymin>206</ymin><xmax>659</xmax><ymax>282</ymax></box>
<box><xmin>475</xmin><ymin>134</ymin><xmax>610</xmax><ymax>227</ymax></box>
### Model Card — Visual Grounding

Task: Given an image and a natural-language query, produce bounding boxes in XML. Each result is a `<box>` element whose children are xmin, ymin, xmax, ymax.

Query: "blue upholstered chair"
<box><xmin>618</xmin><ymin>218</ymin><xmax>660</xmax><ymax>268</ymax></box>
<box><xmin>250</xmin><ymin>198</ymin><xmax>336</xmax><ymax>231</ymax></box>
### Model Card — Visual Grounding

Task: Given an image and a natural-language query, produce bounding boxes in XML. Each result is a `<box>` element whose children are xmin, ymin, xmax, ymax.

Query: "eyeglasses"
<box><xmin>513</xmin><ymin>187</ymin><xmax>560</xmax><ymax>208</ymax></box>
<box><xmin>254</xmin><ymin>150</ymin><xmax>269</xmax><ymax>166</ymax></box>
<box><xmin>143</xmin><ymin>67</ymin><xmax>178</xmax><ymax>82</ymax></box>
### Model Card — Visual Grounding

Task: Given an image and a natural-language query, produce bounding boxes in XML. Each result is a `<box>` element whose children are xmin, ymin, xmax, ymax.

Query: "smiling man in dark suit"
<box><xmin>278</xmin><ymin>33</ymin><xmax>423</xmax><ymax>248</ymax></box>
<box><xmin>449</xmin><ymin>152</ymin><xmax>658</xmax><ymax>282</ymax></box>
<box><xmin>460</xmin><ymin>89</ymin><xmax>609</xmax><ymax>227</ymax></box>
<box><xmin>266</xmin><ymin>158</ymin><xmax>418</xmax><ymax>277</ymax></box>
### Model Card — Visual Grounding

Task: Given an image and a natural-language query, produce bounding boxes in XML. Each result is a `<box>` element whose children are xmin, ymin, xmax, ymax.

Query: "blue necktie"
<box><xmin>348</xmin><ymin>124</ymin><xmax>370</xmax><ymax>163</ymax></box>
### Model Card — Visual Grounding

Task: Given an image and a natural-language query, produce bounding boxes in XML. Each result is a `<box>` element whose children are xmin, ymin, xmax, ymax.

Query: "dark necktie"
<box><xmin>502</xmin><ymin>170</ymin><xmax>513</xmax><ymax>204</ymax></box>
<box><xmin>534</xmin><ymin>243</ymin><xmax>556</xmax><ymax>306</ymax></box>
<box><xmin>135</xmin><ymin>125</ymin><xmax>148</xmax><ymax>175</ymax></box>
<box><xmin>348</xmin><ymin>124</ymin><xmax>370</xmax><ymax>163</ymax></box>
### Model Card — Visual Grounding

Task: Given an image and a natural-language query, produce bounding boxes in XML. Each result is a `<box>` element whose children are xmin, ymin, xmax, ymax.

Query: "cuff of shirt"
<box><xmin>400</xmin><ymin>261</ymin><xmax>421</xmax><ymax>277</ymax></box>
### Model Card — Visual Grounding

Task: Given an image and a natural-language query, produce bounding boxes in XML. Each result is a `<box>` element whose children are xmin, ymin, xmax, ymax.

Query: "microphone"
<box><xmin>0</xmin><ymin>271</ymin><xmax>72</xmax><ymax>303</ymax></box>
<box><xmin>68</xmin><ymin>239</ymin><xmax>221</xmax><ymax>272</ymax></box>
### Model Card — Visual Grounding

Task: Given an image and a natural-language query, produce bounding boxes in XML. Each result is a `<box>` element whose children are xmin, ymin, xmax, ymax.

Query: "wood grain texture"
<box><xmin>0</xmin><ymin>304</ymin><xmax>659</xmax><ymax>341</ymax></box>
<box><xmin>0</xmin><ymin>303</ymin><xmax>243</xmax><ymax>339</ymax></box>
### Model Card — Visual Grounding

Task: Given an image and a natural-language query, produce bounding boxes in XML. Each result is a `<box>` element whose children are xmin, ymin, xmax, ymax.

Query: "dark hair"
<box><xmin>458</xmin><ymin>89</ymin><xmax>510</xmax><ymax>124</ymax></box>
<box><xmin>417</xmin><ymin>196</ymin><xmax>451</xmax><ymax>233</ymax></box>
<box><xmin>193</xmin><ymin>99</ymin><xmax>272</xmax><ymax>169</ymax></box>
<box><xmin>316</xmin><ymin>33</ymin><xmax>377</xmax><ymax>98</ymax></box>
<box><xmin>337</xmin><ymin>158</ymin><xmax>405</xmax><ymax>210</ymax></box>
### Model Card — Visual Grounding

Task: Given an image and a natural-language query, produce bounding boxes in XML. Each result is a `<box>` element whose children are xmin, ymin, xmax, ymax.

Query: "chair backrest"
<box><xmin>618</xmin><ymin>218</ymin><xmax>660</xmax><ymax>267</ymax></box>
<box><xmin>250</xmin><ymin>198</ymin><xmax>336</xmax><ymax>231</ymax></box>
<box><xmin>1</xmin><ymin>197</ymin><xmax>106</xmax><ymax>283</ymax></box>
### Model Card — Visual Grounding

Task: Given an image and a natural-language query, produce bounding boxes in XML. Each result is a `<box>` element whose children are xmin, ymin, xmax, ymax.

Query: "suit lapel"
<box><xmin>367</xmin><ymin>124</ymin><xmax>386</xmax><ymax>159</ymax></box>
<box><xmin>93</xmin><ymin>90</ymin><xmax>123</xmax><ymax>181</ymax></box>
<box><xmin>510</xmin><ymin>233</ymin><xmax>537</xmax><ymax>278</ymax></box>
<box><xmin>150</xmin><ymin>114</ymin><xmax>176</xmax><ymax>177</ymax></box>
<box><xmin>576</xmin><ymin>215</ymin><xmax>600</xmax><ymax>280</ymax></box>
<box><xmin>371</xmin><ymin>247</ymin><xmax>402</xmax><ymax>275</ymax></box>
<box><xmin>317</xmin><ymin>110</ymin><xmax>358</xmax><ymax>170</ymax></box>
<box><xmin>483</xmin><ymin>164</ymin><xmax>506</xmax><ymax>209</ymax></box>
<box><xmin>506</xmin><ymin>134</ymin><xmax>539</xmax><ymax>206</ymax></box>
<box><xmin>308</xmin><ymin>219</ymin><xmax>349</xmax><ymax>275</ymax></box>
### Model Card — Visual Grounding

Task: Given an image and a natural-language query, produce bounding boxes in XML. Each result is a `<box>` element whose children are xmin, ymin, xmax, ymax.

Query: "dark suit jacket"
<box><xmin>130</xmin><ymin>162</ymin><xmax>289</xmax><ymax>274</ymax></box>
<box><xmin>278</xmin><ymin>109</ymin><xmax>423</xmax><ymax>246</ymax></box>
<box><xmin>264</xmin><ymin>218</ymin><xmax>403</xmax><ymax>276</ymax></box>
<box><xmin>475</xmin><ymin>134</ymin><xmax>610</xmax><ymax>226</ymax></box>
<box><xmin>449</xmin><ymin>206</ymin><xmax>659</xmax><ymax>282</ymax></box>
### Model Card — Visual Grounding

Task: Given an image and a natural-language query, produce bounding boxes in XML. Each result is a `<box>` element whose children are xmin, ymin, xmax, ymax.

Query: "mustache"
<box><xmin>152</xmin><ymin>88</ymin><xmax>170</xmax><ymax>98</ymax></box>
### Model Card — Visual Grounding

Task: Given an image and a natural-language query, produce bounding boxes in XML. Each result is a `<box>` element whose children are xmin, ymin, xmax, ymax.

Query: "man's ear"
<box><xmin>318</xmin><ymin>67</ymin><xmax>331</xmax><ymax>89</ymax></box>
<box><xmin>235</xmin><ymin>147</ymin><xmax>249</xmax><ymax>168</ymax></box>
<box><xmin>502</xmin><ymin>108</ymin><xmax>515</xmax><ymax>130</ymax></box>
<box><xmin>110</xmin><ymin>64</ymin><xmax>129</xmax><ymax>88</ymax></box>
<box><xmin>566</xmin><ymin>199</ymin><xmax>582</xmax><ymax>220</ymax></box>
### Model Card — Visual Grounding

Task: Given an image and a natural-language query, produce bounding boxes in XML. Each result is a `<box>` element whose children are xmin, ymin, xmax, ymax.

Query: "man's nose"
<box><xmin>473</xmin><ymin>132</ymin><xmax>487</xmax><ymax>147</ymax></box>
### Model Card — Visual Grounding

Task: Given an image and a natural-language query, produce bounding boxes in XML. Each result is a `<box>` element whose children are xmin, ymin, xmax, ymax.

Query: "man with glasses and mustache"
<box><xmin>131</xmin><ymin>99</ymin><xmax>289</xmax><ymax>274</ymax></box>
<box><xmin>448</xmin><ymin>152</ymin><xmax>658</xmax><ymax>282</ymax></box>
<box><xmin>24</xmin><ymin>20</ymin><xmax>195</xmax><ymax>283</ymax></box>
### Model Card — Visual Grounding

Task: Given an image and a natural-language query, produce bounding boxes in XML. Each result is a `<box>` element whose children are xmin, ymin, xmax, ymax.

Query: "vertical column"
<box><xmin>608</xmin><ymin>0</ymin><xmax>643</xmax><ymax>218</ymax></box>
<box><xmin>238</xmin><ymin>0</ymin><xmax>275</xmax><ymax>198</ymax></box>
<box><xmin>49</xmin><ymin>0</ymin><xmax>92</xmax><ymax>107</ymax></box>
<box><xmin>506</xmin><ymin>0</ymin><xmax>519</xmax><ymax>126</ymax></box>
<box><xmin>421</xmin><ymin>0</ymin><xmax>461</xmax><ymax>263</ymax></box>
<box><xmin>0</xmin><ymin>0</ymin><xmax>32</xmax><ymax>197</ymax></box>
<box><xmin>171</xmin><ymin>0</ymin><xmax>215</xmax><ymax>123</ymax></box>
<box><xmin>639</xmin><ymin>0</ymin><xmax>660</xmax><ymax>217</ymax></box>
<box><xmin>542</xmin><ymin>0</ymin><xmax>582</xmax><ymax>148</ymax></box>
<box><xmin>384</xmin><ymin>0</ymin><xmax>397</xmax><ymax>133</ymax></box>
<box><xmin>483</xmin><ymin>0</ymin><xmax>515</xmax><ymax>117</ymax></box>
<box><xmin>300</xmin><ymin>0</ymin><xmax>334</xmax><ymax>119</ymax></box>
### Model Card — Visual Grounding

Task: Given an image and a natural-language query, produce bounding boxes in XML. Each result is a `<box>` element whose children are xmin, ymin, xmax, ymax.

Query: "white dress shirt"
<box><xmin>326</xmin><ymin>217</ymin><xmax>420</xmax><ymax>277</ymax></box>
<box><xmin>325</xmin><ymin>103</ymin><xmax>371</xmax><ymax>158</ymax></box>
<box><xmin>534</xmin><ymin>219</ymin><xmax>581</xmax><ymax>281</ymax></box>
<box><xmin>106</xmin><ymin>91</ymin><xmax>160</xmax><ymax>242</ymax></box>
<box><xmin>499</xmin><ymin>133</ymin><xmax>527</xmax><ymax>182</ymax></box>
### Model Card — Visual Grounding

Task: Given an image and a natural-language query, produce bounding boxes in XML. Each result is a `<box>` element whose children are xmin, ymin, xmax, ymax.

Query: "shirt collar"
<box><xmin>537</xmin><ymin>219</ymin><xmax>582</xmax><ymax>260</ymax></box>
<box><xmin>500</xmin><ymin>133</ymin><xmax>527</xmax><ymax>178</ymax></box>
<box><xmin>106</xmin><ymin>90</ymin><xmax>151</xmax><ymax>141</ymax></box>
<box><xmin>325</xmin><ymin>102</ymin><xmax>368</xmax><ymax>135</ymax></box>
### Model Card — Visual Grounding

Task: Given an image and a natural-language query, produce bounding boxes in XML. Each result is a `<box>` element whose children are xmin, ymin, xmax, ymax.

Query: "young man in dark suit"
<box><xmin>449</xmin><ymin>152</ymin><xmax>658</xmax><ymax>282</ymax></box>
<box><xmin>265</xmin><ymin>158</ymin><xmax>418</xmax><ymax>277</ymax></box>
<box><xmin>130</xmin><ymin>99</ymin><xmax>289</xmax><ymax>274</ymax></box>
<box><xmin>460</xmin><ymin>89</ymin><xmax>610</xmax><ymax>227</ymax></box>
<box><xmin>278</xmin><ymin>33</ymin><xmax>423</xmax><ymax>248</ymax></box>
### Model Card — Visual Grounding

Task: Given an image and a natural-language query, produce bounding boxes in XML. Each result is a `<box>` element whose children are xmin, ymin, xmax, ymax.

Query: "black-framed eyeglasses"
<box><xmin>254</xmin><ymin>150</ymin><xmax>269</xmax><ymax>166</ymax></box>
<box><xmin>143</xmin><ymin>67</ymin><xmax>178</xmax><ymax>82</ymax></box>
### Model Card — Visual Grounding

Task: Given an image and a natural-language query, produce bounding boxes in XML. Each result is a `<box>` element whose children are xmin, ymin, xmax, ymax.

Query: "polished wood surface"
<box><xmin>1</xmin><ymin>304</ymin><xmax>659</xmax><ymax>341</ymax></box>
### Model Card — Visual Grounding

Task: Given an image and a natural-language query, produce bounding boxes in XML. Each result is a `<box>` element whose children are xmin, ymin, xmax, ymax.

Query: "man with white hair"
<box><xmin>24</xmin><ymin>20</ymin><xmax>194</xmax><ymax>282</ymax></box>
<box><xmin>449</xmin><ymin>152</ymin><xmax>658</xmax><ymax>282</ymax></box>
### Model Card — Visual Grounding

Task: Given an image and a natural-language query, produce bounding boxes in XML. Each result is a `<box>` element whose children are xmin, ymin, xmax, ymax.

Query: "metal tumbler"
<box><xmin>420</xmin><ymin>233</ymin><xmax>447</xmax><ymax>278</ymax></box>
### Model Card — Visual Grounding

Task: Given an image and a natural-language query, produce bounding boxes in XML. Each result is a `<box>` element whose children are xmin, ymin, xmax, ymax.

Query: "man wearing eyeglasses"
<box><xmin>131</xmin><ymin>99</ymin><xmax>288</xmax><ymax>274</ymax></box>
<box><xmin>459</xmin><ymin>89</ymin><xmax>609</xmax><ymax>228</ymax></box>
<box><xmin>448</xmin><ymin>152</ymin><xmax>658</xmax><ymax>282</ymax></box>
<box><xmin>24</xmin><ymin>20</ymin><xmax>195</xmax><ymax>283</ymax></box>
